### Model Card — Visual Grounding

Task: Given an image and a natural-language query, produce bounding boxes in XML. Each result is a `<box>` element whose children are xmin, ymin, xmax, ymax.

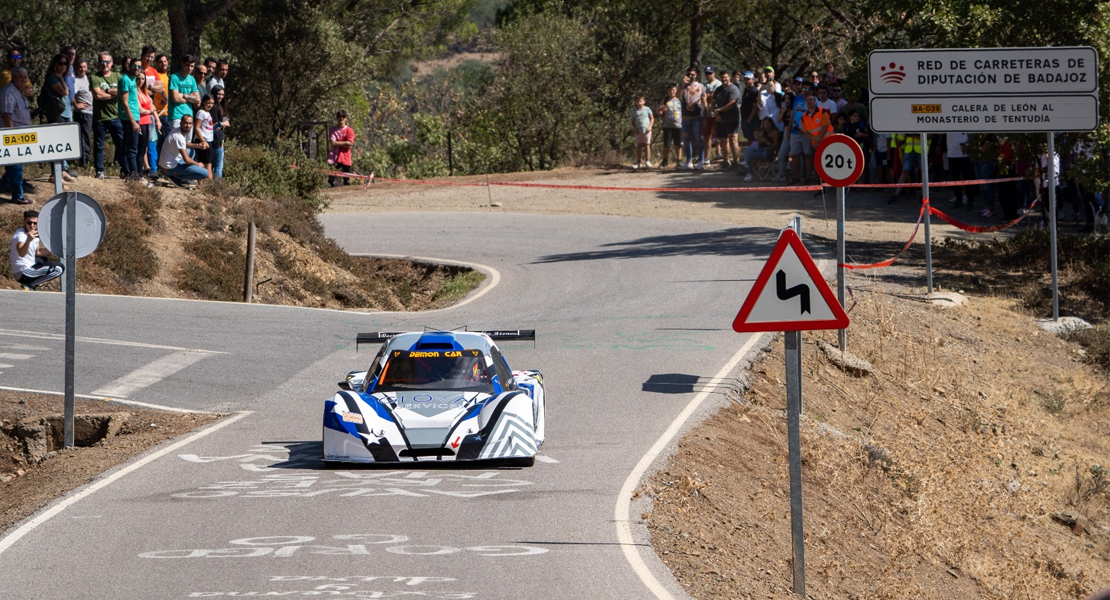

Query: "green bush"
<box><xmin>224</xmin><ymin>140</ymin><xmax>328</xmax><ymax>211</ymax></box>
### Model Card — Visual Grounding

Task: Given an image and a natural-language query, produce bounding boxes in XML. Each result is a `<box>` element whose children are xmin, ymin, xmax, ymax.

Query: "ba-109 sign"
<box><xmin>0</xmin><ymin>123</ymin><xmax>81</xmax><ymax>166</ymax></box>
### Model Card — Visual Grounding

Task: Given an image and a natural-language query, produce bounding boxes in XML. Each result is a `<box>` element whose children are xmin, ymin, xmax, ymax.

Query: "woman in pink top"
<box><xmin>328</xmin><ymin>109</ymin><xmax>355</xmax><ymax>187</ymax></box>
<box><xmin>136</xmin><ymin>75</ymin><xmax>156</xmax><ymax>185</ymax></box>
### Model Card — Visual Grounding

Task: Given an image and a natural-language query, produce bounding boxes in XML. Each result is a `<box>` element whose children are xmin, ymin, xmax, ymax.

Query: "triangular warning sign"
<box><xmin>732</xmin><ymin>229</ymin><xmax>849</xmax><ymax>333</ymax></box>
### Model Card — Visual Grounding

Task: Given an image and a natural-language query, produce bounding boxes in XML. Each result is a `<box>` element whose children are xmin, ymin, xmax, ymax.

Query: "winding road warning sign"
<box><xmin>732</xmin><ymin>229</ymin><xmax>850</xmax><ymax>332</ymax></box>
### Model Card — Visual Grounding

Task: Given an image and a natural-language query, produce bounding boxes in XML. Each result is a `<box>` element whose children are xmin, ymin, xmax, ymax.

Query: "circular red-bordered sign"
<box><xmin>814</xmin><ymin>134</ymin><xmax>865</xmax><ymax>187</ymax></box>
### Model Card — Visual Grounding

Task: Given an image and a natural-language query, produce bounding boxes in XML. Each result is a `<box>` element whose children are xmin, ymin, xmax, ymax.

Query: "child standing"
<box><xmin>630</xmin><ymin>95</ymin><xmax>654</xmax><ymax>169</ymax></box>
<box><xmin>328</xmin><ymin>110</ymin><xmax>355</xmax><ymax>186</ymax></box>
<box><xmin>658</xmin><ymin>86</ymin><xmax>682</xmax><ymax>168</ymax></box>
<box><xmin>194</xmin><ymin>94</ymin><xmax>216</xmax><ymax>178</ymax></box>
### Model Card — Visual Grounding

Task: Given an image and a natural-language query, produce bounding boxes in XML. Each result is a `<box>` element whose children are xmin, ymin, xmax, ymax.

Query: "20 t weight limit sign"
<box><xmin>814</xmin><ymin>135</ymin><xmax>865</xmax><ymax>187</ymax></box>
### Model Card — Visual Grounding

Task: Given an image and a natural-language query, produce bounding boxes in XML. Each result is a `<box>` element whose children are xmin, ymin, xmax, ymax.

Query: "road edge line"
<box><xmin>0</xmin><ymin>410</ymin><xmax>254</xmax><ymax>556</ymax></box>
<box><xmin>614</xmin><ymin>334</ymin><xmax>764</xmax><ymax>599</ymax></box>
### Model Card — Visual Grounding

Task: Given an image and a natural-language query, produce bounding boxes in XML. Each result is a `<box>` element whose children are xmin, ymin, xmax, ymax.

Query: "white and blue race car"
<box><xmin>323</xmin><ymin>329</ymin><xmax>545</xmax><ymax>466</ymax></box>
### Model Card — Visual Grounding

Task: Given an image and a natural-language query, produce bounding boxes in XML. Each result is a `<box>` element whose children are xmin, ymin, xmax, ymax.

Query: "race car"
<box><xmin>323</xmin><ymin>329</ymin><xmax>545</xmax><ymax>466</ymax></box>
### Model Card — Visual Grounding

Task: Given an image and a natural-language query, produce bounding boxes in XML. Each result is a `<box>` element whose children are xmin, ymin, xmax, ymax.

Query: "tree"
<box><xmin>166</xmin><ymin>0</ymin><xmax>245</xmax><ymax>62</ymax></box>
<box><xmin>209</xmin><ymin>0</ymin><xmax>367</xmax><ymax>144</ymax></box>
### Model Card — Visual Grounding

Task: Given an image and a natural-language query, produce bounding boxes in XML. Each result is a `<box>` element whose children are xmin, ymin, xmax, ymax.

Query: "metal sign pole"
<box><xmin>836</xmin><ymin>187</ymin><xmax>847</xmax><ymax>352</ymax></box>
<box><xmin>786</xmin><ymin>215</ymin><xmax>806</xmax><ymax>597</ymax></box>
<box><xmin>1047</xmin><ymin>132</ymin><xmax>1060</xmax><ymax>321</ymax></box>
<box><xmin>920</xmin><ymin>133</ymin><xmax>933</xmax><ymax>294</ymax></box>
<box><xmin>64</xmin><ymin>187</ymin><xmax>76</xmax><ymax>448</ymax></box>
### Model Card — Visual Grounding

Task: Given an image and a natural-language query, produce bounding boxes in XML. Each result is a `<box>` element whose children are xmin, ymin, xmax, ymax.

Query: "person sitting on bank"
<box><xmin>9</xmin><ymin>211</ymin><xmax>64</xmax><ymax>290</ymax></box>
<box><xmin>157</xmin><ymin>114</ymin><xmax>209</xmax><ymax>187</ymax></box>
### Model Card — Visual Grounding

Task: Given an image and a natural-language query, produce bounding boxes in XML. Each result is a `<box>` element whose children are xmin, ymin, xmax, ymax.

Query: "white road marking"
<box><xmin>535</xmin><ymin>455</ymin><xmax>559</xmax><ymax>464</ymax></box>
<box><xmin>0</xmin><ymin>343</ymin><xmax>49</xmax><ymax>351</ymax></box>
<box><xmin>0</xmin><ymin>328</ymin><xmax>226</xmax><ymax>353</ymax></box>
<box><xmin>0</xmin><ymin>363</ymin><xmax>13</xmax><ymax>369</ymax></box>
<box><xmin>0</xmin><ymin>353</ymin><xmax>34</xmax><ymax>360</ymax></box>
<box><xmin>0</xmin><ymin>411</ymin><xmax>253</xmax><ymax>556</ymax></box>
<box><xmin>614</xmin><ymin>333</ymin><xmax>765</xmax><ymax>600</ymax></box>
<box><xmin>0</xmin><ymin>385</ymin><xmax>212</xmax><ymax>414</ymax></box>
<box><xmin>91</xmin><ymin>351</ymin><xmax>214</xmax><ymax>398</ymax></box>
<box><xmin>350</xmin><ymin>254</ymin><xmax>500</xmax><ymax>312</ymax></box>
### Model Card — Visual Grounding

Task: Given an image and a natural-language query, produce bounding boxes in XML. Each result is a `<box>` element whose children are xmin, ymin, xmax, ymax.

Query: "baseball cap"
<box><xmin>764</xmin><ymin>66</ymin><xmax>774</xmax><ymax>73</ymax></box>
<box><xmin>704</xmin><ymin>65</ymin><xmax>714</xmax><ymax>74</ymax></box>
<box><xmin>794</xmin><ymin>77</ymin><xmax>804</xmax><ymax>82</ymax></box>
<box><xmin>743</xmin><ymin>71</ymin><xmax>754</xmax><ymax>79</ymax></box>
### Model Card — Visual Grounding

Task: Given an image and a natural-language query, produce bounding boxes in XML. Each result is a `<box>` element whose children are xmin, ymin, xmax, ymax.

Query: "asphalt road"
<box><xmin>0</xmin><ymin>212</ymin><xmax>801</xmax><ymax>599</ymax></box>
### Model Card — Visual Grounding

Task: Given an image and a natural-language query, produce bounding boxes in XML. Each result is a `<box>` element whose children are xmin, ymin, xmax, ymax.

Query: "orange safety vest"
<box><xmin>802</xmin><ymin>108</ymin><xmax>832</xmax><ymax>138</ymax></box>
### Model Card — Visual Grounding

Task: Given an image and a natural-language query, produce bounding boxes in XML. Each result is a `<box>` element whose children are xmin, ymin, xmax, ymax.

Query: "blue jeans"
<box><xmin>3</xmin><ymin>164</ymin><xmax>24</xmax><ymax>201</ymax></box>
<box><xmin>121</xmin><ymin>123</ymin><xmax>140</xmax><ymax>177</ymax></box>
<box><xmin>974</xmin><ymin>159</ymin><xmax>997</xmax><ymax>210</ymax></box>
<box><xmin>211</xmin><ymin>146</ymin><xmax>224</xmax><ymax>179</ymax></box>
<box><xmin>165</xmin><ymin>163</ymin><xmax>210</xmax><ymax>181</ymax></box>
<box><xmin>681</xmin><ymin>118</ymin><xmax>702</xmax><ymax>165</ymax></box>
<box><xmin>94</xmin><ymin>118</ymin><xmax>124</xmax><ymax>173</ymax></box>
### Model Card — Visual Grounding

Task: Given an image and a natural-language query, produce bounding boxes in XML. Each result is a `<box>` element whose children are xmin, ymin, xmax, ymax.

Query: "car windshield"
<box><xmin>376</xmin><ymin>349</ymin><xmax>494</xmax><ymax>392</ymax></box>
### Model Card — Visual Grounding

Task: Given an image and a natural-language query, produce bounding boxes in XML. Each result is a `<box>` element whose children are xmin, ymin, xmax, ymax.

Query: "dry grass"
<box><xmin>645</xmin><ymin>270</ymin><xmax>1110</xmax><ymax>600</ymax></box>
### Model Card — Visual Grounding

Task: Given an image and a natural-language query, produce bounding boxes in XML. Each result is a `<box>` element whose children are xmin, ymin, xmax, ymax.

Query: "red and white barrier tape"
<box><xmin>297</xmin><ymin>164</ymin><xmax>1024</xmax><ymax>193</ymax></box>
<box><xmin>840</xmin><ymin>203</ymin><xmax>926</xmax><ymax>270</ymax></box>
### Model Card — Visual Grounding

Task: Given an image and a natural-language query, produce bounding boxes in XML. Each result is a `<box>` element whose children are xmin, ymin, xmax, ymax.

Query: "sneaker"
<box><xmin>645</xmin><ymin>161</ymin><xmax>652</xmax><ymax>168</ymax></box>
<box><xmin>979</xmin><ymin>208</ymin><xmax>994</xmax><ymax>218</ymax></box>
<box><xmin>632</xmin><ymin>162</ymin><xmax>640</xmax><ymax>170</ymax></box>
<box><xmin>682</xmin><ymin>161</ymin><xmax>692</xmax><ymax>169</ymax></box>
<box><xmin>20</xmin><ymin>285</ymin><xmax>32</xmax><ymax>291</ymax></box>
<box><xmin>167</xmin><ymin>175</ymin><xmax>189</xmax><ymax>188</ymax></box>
<box><xmin>65</xmin><ymin>170</ymin><xmax>79</xmax><ymax>180</ymax></box>
<box><xmin>695</xmin><ymin>160</ymin><xmax>704</xmax><ymax>170</ymax></box>
<box><xmin>743</xmin><ymin>174</ymin><xmax>754</xmax><ymax>182</ymax></box>
<box><xmin>961</xmin><ymin>195</ymin><xmax>969</xmax><ymax>205</ymax></box>
<box><xmin>772</xmin><ymin>175</ymin><xmax>786</xmax><ymax>182</ymax></box>
<box><xmin>96</xmin><ymin>171</ymin><xmax>105</xmax><ymax>180</ymax></box>
<box><xmin>660</xmin><ymin>159</ymin><xmax>669</xmax><ymax>168</ymax></box>
<box><xmin>13</xmin><ymin>196</ymin><xmax>31</xmax><ymax>204</ymax></box>
<box><xmin>949</xmin><ymin>196</ymin><xmax>960</xmax><ymax>205</ymax></box>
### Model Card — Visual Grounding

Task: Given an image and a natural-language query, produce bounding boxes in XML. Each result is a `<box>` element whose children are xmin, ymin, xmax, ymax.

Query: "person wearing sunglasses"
<box><xmin>41</xmin><ymin>54</ymin><xmax>71</xmax><ymax>124</ymax></box>
<box><xmin>0</xmin><ymin>49</ymin><xmax>33</xmax><ymax>98</ymax></box>
<box><xmin>90</xmin><ymin>53</ymin><xmax>124</xmax><ymax>179</ymax></box>
<box><xmin>117</xmin><ymin>58</ymin><xmax>144</xmax><ymax>180</ymax></box>
<box><xmin>9</xmin><ymin>211</ymin><xmax>65</xmax><ymax>291</ymax></box>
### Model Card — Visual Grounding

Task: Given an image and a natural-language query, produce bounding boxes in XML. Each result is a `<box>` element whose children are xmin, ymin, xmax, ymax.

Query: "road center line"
<box><xmin>614</xmin><ymin>333</ymin><xmax>765</xmax><ymax>600</ymax></box>
<box><xmin>0</xmin><ymin>410</ymin><xmax>253</xmax><ymax>556</ymax></box>
<box><xmin>91</xmin><ymin>351</ymin><xmax>214</xmax><ymax>398</ymax></box>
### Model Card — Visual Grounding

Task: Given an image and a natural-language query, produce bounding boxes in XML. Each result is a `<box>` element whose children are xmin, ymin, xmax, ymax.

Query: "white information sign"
<box><xmin>869</xmin><ymin>47</ymin><xmax>1098</xmax><ymax>96</ymax></box>
<box><xmin>0</xmin><ymin>122</ymin><xmax>81</xmax><ymax>167</ymax></box>
<box><xmin>870</xmin><ymin>94</ymin><xmax>1099</xmax><ymax>133</ymax></box>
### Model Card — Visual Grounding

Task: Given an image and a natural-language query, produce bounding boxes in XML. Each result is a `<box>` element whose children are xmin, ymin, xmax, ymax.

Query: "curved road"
<box><xmin>0</xmin><ymin>212</ymin><xmax>801</xmax><ymax>599</ymax></box>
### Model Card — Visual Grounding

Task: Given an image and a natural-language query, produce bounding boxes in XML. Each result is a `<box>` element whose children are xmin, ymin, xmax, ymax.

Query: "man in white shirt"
<box><xmin>9</xmin><ymin>211</ymin><xmax>64</xmax><ymax>290</ymax></box>
<box><xmin>159</xmin><ymin>114</ymin><xmax>209</xmax><ymax>187</ymax></box>
<box><xmin>815</xmin><ymin>84</ymin><xmax>838</xmax><ymax>114</ymax></box>
<box><xmin>207</xmin><ymin>60</ymin><xmax>228</xmax><ymax>94</ymax></box>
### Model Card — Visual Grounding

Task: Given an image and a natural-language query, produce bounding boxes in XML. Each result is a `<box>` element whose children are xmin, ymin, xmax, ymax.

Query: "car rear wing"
<box><xmin>356</xmin><ymin>329</ymin><xmax>535</xmax><ymax>351</ymax></box>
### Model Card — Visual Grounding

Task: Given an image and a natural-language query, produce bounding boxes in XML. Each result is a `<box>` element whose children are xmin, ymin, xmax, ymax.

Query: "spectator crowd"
<box><xmin>1</xmin><ymin>44</ymin><xmax>232</xmax><ymax>203</ymax></box>
<box><xmin>633</xmin><ymin>61</ymin><xmax>1106</xmax><ymax>232</ymax></box>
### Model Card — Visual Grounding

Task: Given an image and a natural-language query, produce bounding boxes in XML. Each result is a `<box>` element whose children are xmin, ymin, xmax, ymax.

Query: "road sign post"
<box><xmin>868</xmin><ymin>46</ymin><xmax>1097</xmax><ymax>306</ymax></box>
<box><xmin>733</xmin><ymin>218</ymin><xmax>849</xmax><ymax>598</ymax></box>
<box><xmin>39</xmin><ymin>192</ymin><xmax>106</xmax><ymax>448</ymax></box>
<box><xmin>813</xmin><ymin>134</ymin><xmax>864</xmax><ymax>352</ymax></box>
